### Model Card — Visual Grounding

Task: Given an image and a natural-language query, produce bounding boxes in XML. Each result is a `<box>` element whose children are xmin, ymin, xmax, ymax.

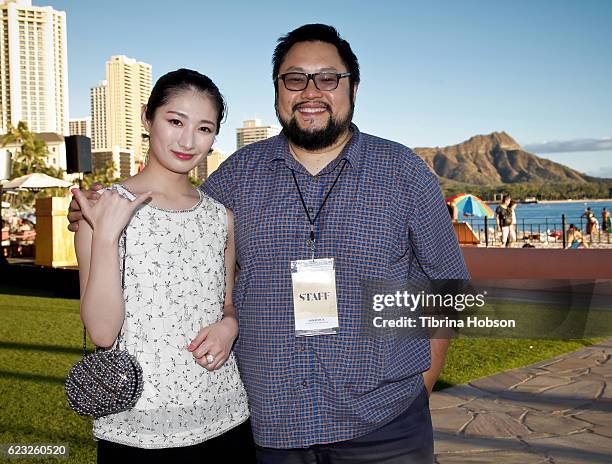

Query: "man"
<box><xmin>495</xmin><ymin>195</ymin><xmax>512</xmax><ymax>247</ymax></box>
<box><xmin>69</xmin><ymin>24</ymin><xmax>468</xmax><ymax>463</ymax></box>
<box><xmin>581</xmin><ymin>207</ymin><xmax>595</xmax><ymax>235</ymax></box>
<box><xmin>602</xmin><ymin>207</ymin><xmax>610</xmax><ymax>233</ymax></box>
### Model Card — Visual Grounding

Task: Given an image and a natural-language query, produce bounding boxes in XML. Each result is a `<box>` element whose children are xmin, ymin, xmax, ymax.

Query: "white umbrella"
<box><xmin>1</xmin><ymin>173</ymin><xmax>73</xmax><ymax>190</ymax></box>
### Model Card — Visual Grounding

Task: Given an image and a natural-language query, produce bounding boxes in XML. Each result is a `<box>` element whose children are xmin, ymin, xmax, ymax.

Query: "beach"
<box><xmin>537</xmin><ymin>198</ymin><xmax>612</xmax><ymax>204</ymax></box>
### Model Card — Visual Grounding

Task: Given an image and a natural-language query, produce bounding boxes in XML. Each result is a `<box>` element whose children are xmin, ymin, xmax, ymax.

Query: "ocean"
<box><xmin>500</xmin><ymin>200</ymin><xmax>612</xmax><ymax>225</ymax></box>
<box><xmin>467</xmin><ymin>200</ymin><xmax>612</xmax><ymax>233</ymax></box>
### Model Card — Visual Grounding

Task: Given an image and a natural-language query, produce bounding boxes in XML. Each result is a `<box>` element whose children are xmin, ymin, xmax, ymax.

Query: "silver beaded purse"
<box><xmin>65</xmin><ymin>230</ymin><xmax>144</xmax><ymax>419</ymax></box>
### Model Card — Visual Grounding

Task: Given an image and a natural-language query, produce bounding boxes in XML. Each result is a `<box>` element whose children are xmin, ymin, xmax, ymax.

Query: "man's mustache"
<box><xmin>292</xmin><ymin>102</ymin><xmax>331</xmax><ymax>112</ymax></box>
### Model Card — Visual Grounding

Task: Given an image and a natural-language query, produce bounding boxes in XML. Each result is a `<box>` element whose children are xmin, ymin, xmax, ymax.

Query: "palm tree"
<box><xmin>82</xmin><ymin>160</ymin><xmax>120</xmax><ymax>189</ymax></box>
<box><xmin>1</xmin><ymin>121</ymin><xmax>51</xmax><ymax>176</ymax></box>
<box><xmin>1</xmin><ymin>122</ymin><xmax>66</xmax><ymax>210</ymax></box>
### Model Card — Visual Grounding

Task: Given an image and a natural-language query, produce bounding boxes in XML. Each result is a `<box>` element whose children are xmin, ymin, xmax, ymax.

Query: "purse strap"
<box><xmin>82</xmin><ymin>228</ymin><xmax>127</xmax><ymax>356</ymax></box>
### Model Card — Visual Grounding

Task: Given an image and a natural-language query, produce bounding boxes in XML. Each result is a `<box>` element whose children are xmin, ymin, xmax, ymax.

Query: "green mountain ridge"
<box><xmin>413</xmin><ymin>132</ymin><xmax>597</xmax><ymax>185</ymax></box>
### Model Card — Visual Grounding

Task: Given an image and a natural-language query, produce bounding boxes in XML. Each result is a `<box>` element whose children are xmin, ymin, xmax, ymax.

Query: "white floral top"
<box><xmin>93</xmin><ymin>184</ymin><xmax>249</xmax><ymax>448</ymax></box>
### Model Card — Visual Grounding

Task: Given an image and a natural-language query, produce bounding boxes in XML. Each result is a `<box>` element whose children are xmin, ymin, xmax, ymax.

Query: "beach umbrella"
<box><xmin>1</xmin><ymin>173</ymin><xmax>73</xmax><ymax>190</ymax></box>
<box><xmin>446</xmin><ymin>193</ymin><xmax>494</xmax><ymax>218</ymax></box>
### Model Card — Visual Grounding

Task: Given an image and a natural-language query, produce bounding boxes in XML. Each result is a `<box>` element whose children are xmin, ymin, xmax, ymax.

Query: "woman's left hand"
<box><xmin>187</xmin><ymin>316</ymin><xmax>238</xmax><ymax>371</ymax></box>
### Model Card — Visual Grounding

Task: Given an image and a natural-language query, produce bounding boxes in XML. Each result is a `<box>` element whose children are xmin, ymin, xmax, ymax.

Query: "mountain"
<box><xmin>413</xmin><ymin>132</ymin><xmax>591</xmax><ymax>185</ymax></box>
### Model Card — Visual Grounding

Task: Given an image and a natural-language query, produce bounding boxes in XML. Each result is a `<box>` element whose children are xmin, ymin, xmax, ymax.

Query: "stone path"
<box><xmin>432</xmin><ymin>340</ymin><xmax>612</xmax><ymax>463</ymax></box>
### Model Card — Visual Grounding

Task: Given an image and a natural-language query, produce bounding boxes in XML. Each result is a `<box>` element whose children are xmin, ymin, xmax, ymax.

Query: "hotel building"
<box><xmin>0</xmin><ymin>0</ymin><xmax>68</xmax><ymax>135</ymax></box>
<box><xmin>90</xmin><ymin>56</ymin><xmax>151</xmax><ymax>163</ymax></box>
<box><xmin>68</xmin><ymin>117</ymin><xmax>90</xmax><ymax>138</ymax></box>
<box><xmin>90</xmin><ymin>80</ymin><xmax>107</xmax><ymax>150</ymax></box>
<box><xmin>236</xmin><ymin>119</ymin><xmax>280</xmax><ymax>150</ymax></box>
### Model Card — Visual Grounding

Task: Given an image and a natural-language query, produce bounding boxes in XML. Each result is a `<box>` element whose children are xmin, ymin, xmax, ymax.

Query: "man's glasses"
<box><xmin>277</xmin><ymin>72</ymin><xmax>351</xmax><ymax>91</ymax></box>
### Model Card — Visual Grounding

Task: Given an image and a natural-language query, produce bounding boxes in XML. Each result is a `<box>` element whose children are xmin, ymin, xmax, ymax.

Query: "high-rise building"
<box><xmin>69</xmin><ymin>117</ymin><xmax>90</xmax><ymax>138</ymax></box>
<box><xmin>105</xmin><ymin>55</ymin><xmax>151</xmax><ymax>163</ymax></box>
<box><xmin>236</xmin><ymin>119</ymin><xmax>281</xmax><ymax>150</ymax></box>
<box><xmin>90</xmin><ymin>80</ymin><xmax>107</xmax><ymax>150</ymax></box>
<box><xmin>190</xmin><ymin>148</ymin><xmax>228</xmax><ymax>181</ymax></box>
<box><xmin>206</xmin><ymin>148</ymin><xmax>228</xmax><ymax>179</ymax></box>
<box><xmin>0</xmin><ymin>0</ymin><xmax>68</xmax><ymax>135</ymax></box>
<box><xmin>91</xmin><ymin>146</ymin><xmax>135</xmax><ymax>179</ymax></box>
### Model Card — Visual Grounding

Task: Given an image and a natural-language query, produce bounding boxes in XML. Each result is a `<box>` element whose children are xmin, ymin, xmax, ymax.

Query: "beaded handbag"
<box><xmin>65</xmin><ymin>231</ymin><xmax>143</xmax><ymax>418</ymax></box>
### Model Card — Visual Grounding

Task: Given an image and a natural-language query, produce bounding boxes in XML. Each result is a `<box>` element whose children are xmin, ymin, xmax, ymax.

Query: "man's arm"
<box><xmin>423</xmin><ymin>338</ymin><xmax>450</xmax><ymax>396</ymax></box>
<box><xmin>405</xmin><ymin>163</ymin><xmax>470</xmax><ymax>396</ymax></box>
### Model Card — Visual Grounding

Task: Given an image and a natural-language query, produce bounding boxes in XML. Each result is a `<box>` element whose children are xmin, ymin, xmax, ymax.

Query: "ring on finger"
<box><xmin>206</xmin><ymin>354</ymin><xmax>215</xmax><ymax>364</ymax></box>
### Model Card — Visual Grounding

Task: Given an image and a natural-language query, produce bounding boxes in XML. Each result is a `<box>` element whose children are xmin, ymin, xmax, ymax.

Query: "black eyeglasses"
<box><xmin>277</xmin><ymin>72</ymin><xmax>351</xmax><ymax>91</ymax></box>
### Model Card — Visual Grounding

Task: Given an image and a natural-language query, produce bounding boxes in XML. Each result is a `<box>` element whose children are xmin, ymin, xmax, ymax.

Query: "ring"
<box><xmin>206</xmin><ymin>354</ymin><xmax>215</xmax><ymax>364</ymax></box>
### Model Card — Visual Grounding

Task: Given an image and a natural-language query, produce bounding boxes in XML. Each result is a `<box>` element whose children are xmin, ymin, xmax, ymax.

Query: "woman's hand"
<box><xmin>67</xmin><ymin>183</ymin><xmax>105</xmax><ymax>232</ymax></box>
<box><xmin>188</xmin><ymin>315</ymin><xmax>239</xmax><ymax>371</ymax></box>
<box><xmin>71</xmin><ymin>188</ymin><xmax>152</xmax><ymax>243</ymax></box>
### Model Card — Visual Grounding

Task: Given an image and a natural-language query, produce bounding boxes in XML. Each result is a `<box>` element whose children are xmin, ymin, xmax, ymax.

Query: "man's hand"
<box><xmin>67</xmin><ymin>183</ymin><xmax>105</xmax><ymax>232</ymax></box>
<box><xmin>423</xmin><ymin>336</ymin><xmax>451</xmax><ymax>397</ymax></box>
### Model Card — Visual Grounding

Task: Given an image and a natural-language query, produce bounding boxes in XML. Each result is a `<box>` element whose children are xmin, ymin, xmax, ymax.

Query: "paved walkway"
<box><xmin>431</xmin><ymin>339</ymin><xmax>612</xmax><ymax>463</ymax></box>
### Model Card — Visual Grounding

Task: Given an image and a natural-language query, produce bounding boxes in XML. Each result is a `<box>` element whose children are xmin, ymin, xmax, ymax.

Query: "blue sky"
<box><xmin>47</xmin><ymin>0</ymin><xmax>612</xmax><ymax>176</ymax></box>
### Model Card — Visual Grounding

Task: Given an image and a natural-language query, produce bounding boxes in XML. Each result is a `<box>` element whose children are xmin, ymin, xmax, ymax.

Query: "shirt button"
<box><xmin>308</xmin><ymin>207</ymin><xmax>313</xmax><ymax>213</ymax></box>
<box><xmin>302</xmin><ymin>380</ymin><xmax>307</xmax><ymax>387</ymax></box>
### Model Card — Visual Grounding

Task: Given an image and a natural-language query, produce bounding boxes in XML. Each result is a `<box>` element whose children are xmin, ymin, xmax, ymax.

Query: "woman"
<box><xmin>73</xmin><ymin>69</ymin><xmax>253</xmax><ymax>461</ymax></box>
<box><xmin>505</xmin><ymin>200</ymin><xmax>518</xmax><ymax>247</ymax></box>
<box><xmin>566</xmin><ymin>223</ymin><xmax>588</xmax><ymax>249</ymax></box>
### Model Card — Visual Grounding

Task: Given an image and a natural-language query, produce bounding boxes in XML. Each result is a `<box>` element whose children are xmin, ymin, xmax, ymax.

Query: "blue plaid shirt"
<box><xmin>201</xmin><ymin>124</ymin><xmax>468</xmax><ymax>448</ymax></box>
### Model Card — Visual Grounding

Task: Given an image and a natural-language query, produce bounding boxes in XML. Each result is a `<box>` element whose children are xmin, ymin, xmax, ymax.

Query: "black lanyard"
<box><xmin>291</xmin><ymin>159</ymin><xmax>348</xmax><ymax>258</ymax></box>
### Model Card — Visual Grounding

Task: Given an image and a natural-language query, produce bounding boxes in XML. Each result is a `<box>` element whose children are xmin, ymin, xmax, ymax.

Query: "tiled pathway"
<box><xmin>432</xmin><ymin>340</ymin><xmax>612</xmax><ymax>463</ymax></box>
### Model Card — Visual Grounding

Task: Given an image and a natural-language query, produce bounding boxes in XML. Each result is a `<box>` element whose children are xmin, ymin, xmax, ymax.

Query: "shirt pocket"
<box><xmin>236</xmin><ymin>195</ymin><xmax>304</xmax><ymax>265</ymax></box>
<box><xmin>337</xmin><ymin>192</ymin><xmax>399</xmax><ymax>279</ymax></box>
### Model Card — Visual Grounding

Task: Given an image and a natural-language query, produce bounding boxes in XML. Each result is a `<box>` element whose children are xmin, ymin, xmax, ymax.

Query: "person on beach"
<box><xmin>495</xmin><ymin>195</ymin><xmax>512</xmax><ymax>247</ymax></box>
<box><xmin>72</xmin><ymin>69</ymin><xmax>253</xmax><ymax>461</ymax></box>
<box><xmin>69</xmin><ymin>24</ymin><xmax>468</xmax><ymax>463</ymax></box>
<box><xmin>447</xmin><ymin>201</ymin><xmax>458</xmax><ymax>222</ymax></box>
<box><xmin>581</xmin><ymin>207</ymin><xmax>598</xmax><ymax>235</ymax></box>
<box><xmin>566</xmin><ymin>223</ymin><xmax>588</xmax><ymax>249</ymax></box>
<box><xmin>505</xmin><ymin>199</ymin><xmax>518</xmax><ymax>247</ymax></box>
<box><xmin>589</xmin><ymin>214</ymin><xmax>599</xmax><ymax>236</ymax></box>
<box><xmin>603</xmin><ymin>208</ymin><xmax>611</xmax><ymax>233</ymax></box>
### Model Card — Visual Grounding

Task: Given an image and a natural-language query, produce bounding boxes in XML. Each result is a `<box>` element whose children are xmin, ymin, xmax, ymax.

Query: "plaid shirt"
<box><xmin>201</xmin><ymin>125</ymin><xmax>468</xmax><ymax>448</ymax></box>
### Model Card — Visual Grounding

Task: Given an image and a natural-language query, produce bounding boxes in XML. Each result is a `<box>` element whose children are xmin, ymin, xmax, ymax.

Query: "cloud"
<box><xmin>590</xmin><ymin>166</ymin><xmax>612</xmax><ymax>179</ymax></box>
<box><xmin>524</xmin><ymin>138</ymin><xmax>612</xmax><ymax>154</ymax></box>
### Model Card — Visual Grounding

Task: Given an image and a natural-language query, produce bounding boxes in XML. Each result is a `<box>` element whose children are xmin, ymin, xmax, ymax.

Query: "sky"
<box><xmin>46</xmin><ymin>0</ymin><xmax>612</xmax><ymax>176</ymax></box>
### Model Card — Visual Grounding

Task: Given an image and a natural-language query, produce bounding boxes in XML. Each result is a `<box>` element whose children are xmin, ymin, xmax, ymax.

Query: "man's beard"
<box><xmin>277</xmin><ymin>101</ymin><xmax>354</xmax><ymax>151</ymax></box>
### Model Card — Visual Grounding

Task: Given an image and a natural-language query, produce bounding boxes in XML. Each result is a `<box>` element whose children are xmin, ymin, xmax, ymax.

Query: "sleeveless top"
<box><xmin>93</xmin><ymin>184</ymin><xmax>250</xmax><ymax>448</ymax></box>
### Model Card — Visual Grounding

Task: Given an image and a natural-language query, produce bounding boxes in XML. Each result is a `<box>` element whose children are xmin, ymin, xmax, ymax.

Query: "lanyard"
<box><xmin>291</xmin><ymin>159</ymin><xmax>348</xmax><ymax>259</ymax></box>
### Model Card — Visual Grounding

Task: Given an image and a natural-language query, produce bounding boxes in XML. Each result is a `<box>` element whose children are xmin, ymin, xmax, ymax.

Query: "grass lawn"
<box><xmin>0</xmin><ymin>286</ymin><xmax>94</xmax><ymax>463</ymax></box>
<box><xmin>0</xmin><ymin>284</ymin><xmax>603</xmax><ymax>463</ymax></box>
<box><xmin>437</xmin><ymin>338</ymin><xmax>599</xmax><ymax>389</ymax></box>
